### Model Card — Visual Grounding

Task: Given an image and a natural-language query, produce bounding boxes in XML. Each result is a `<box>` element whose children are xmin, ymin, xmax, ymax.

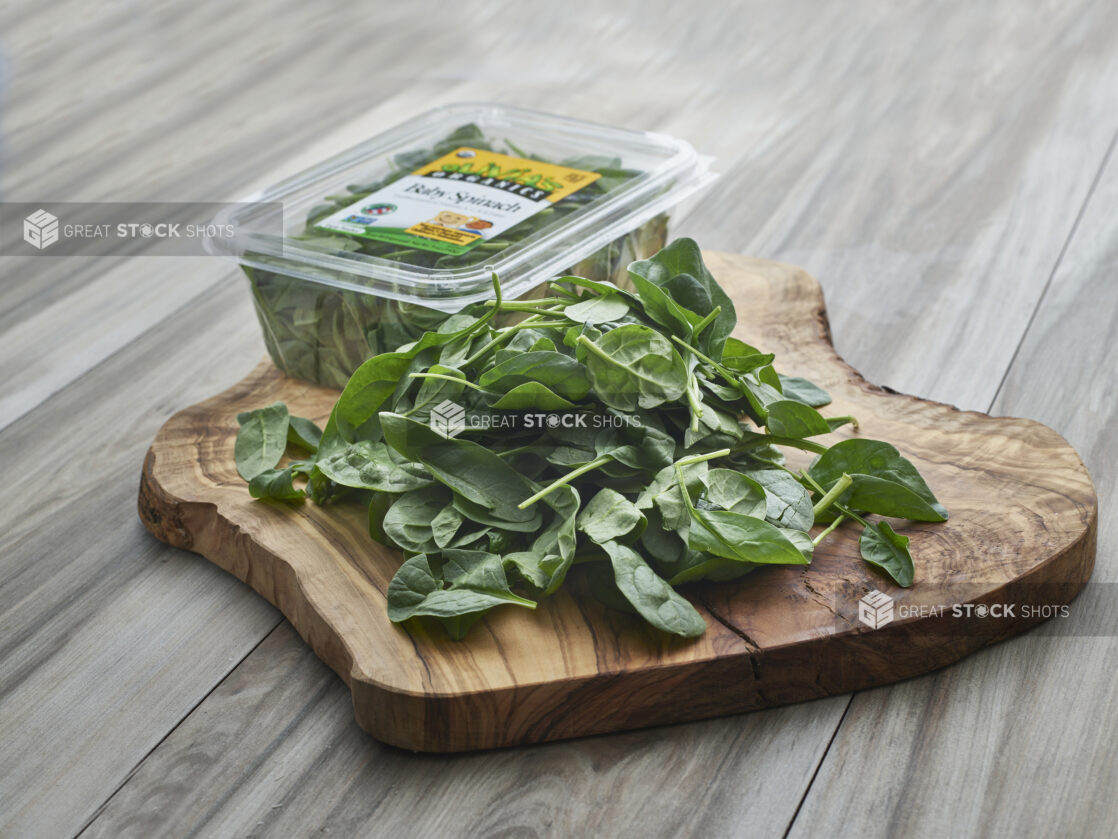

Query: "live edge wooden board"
<box><xmin>138</xmin><ymin>253</ymin><xmax>1097</xmax><ymax>752</ymax></box>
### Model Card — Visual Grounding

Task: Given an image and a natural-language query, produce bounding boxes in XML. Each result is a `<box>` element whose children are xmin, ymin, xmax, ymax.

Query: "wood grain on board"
<box><xmin>137</xmin><ymin>253</ymin><xmax>1096</xmax><ymax>751</ymax></box>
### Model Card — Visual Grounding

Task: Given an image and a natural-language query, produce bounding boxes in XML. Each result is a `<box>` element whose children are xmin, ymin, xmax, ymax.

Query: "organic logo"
<box><xmin>24</xmin><ymin>209</ymin><xmax>59</xmax><ymax>249</ymax></box>
<box><xmin>430</xmin><ymin>399</ymin><xmax>466</xmax><ymax>439</ymax></box>
<box><xmin>858</xmin><ymin>590</ymin><xmax>894</xmax><ymax>629</ymax></box>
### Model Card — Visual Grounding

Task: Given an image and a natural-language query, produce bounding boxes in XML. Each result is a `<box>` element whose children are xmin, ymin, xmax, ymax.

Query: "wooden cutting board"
<box><xmin>138</xmin><ymin>253</ymin><xmax>1097</xmax><ymax>752</ymax></box>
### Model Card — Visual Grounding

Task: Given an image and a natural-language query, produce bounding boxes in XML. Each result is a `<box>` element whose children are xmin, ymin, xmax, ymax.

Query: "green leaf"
<box><xmin>452</xmin><ymin>493</ymin><xmax>543</xmax><ymax>533</ymax></box>
<box><xmin>564</xmin><ymin>293</ymin><xmax>630</xmax><ymax>324</ymax></box>
<box><xmin>581</xmin><ymin>324</ymin><xmax>688</xmax><ymax>411</ymax></box>
<box><xmin>722</xmin><ymin>338</ymin><xmax>775</xmax><ymax>373</ymax></box>
<box><xmin>382</xmin><ymin>486</ymin><xmax>449</xmax><ymax>553</ymax></box>
<box><xmin>585</xmin><ymin>562</ymin><xmax>637</xmax><ymax>613</ymax></box>
<box><xmin>628</xmin><ymin>238</ymin><xmax>736</xmax><ymax>355</ymax></box>
<box><xmin>381</xmin><ymin>413</ymin><xmax>540</xmax><ymax>525</ymax></box>
<box><xmin>860</xmin><ymin>520</ymin><xmax>914</xmax><ymax>586</ymax></box>
<box><xmin>478</xmin><ymin>350</ymin><xmax>591</xmax><ymax>401</ymax></box>
<box><xmin>600</xmin><ymin>541</ymin><xmax>706</xmax><ymax>638</ymax></box>
<box><xmin>334</xmin><ymin>352</ymin><xmax>414</xmax><ymax>442</ymax></box>
<box><xmin>687</xmin><ymin>507</ymin><xmax>811</xmax><ymax>566</ymax></box>
<box><xmin>287</xmin><ymin>415</ymin><xmax>323</xmax><ymax>452</ymax></box>
<box><xmin>531</xmin><ymin>485</ymin><xmax>580</xmax><ymax>593</ymax></box>
<box><xmin>577</xmin><ymin>488</ymin><xmax>646</xmax><ymax>544</ymax></box>
<box><xmin>247</xmin><ymin>467</ymin><xmax>304</xmax><ymax>501</ymax></box>
<box><xmin>504</xmin><ymin>550</ymin><xmax>550</xmax><ymax>590</ymax></box>
<box><xmin>386</xmin><ymin>552</ymin><xmax>535</xmax><ymax>640</ymax></box>
<box><xmin>235</xmin><ymin>402</ymin><xmax>290</xmax><ymax>480</ymax></box>
<box><xmin>431</xmin><ymin>503</ymin><xmax>464</xmax><ymax>549</ymax></box>
<box><xmin>636</xmin><ymin>460</ymin><xmax>708</xmax><ymax>531</ymax></box>
<box><xmin>407</xmin><ymin>364</ymin><xmax>467</xmax><ymax>418</ymax></box>
<box><xmin>808</xmin><ymin>439</ymin><xmax>947</xmax><ymax>522</ymax></box>
<box><xmin>743</xmin><ymin>468</ymin><xmax>815</xmax><ymax>531</ymax></box>
<box><xmin>666</xmin><ymin>553</ymin><xmax>759</xmax><ymax>585</ymax></box>
<box><xmin>489</xmin><ymin>382</ymin><xmax>576</xmax><ymax>411</ymax></box>
<box><xmin>764</xmin><ymin>400</ymin><xmax>832</xmax><ymax>438</ymax></box>
<box><xmin>315</xmin><ymin>440</ymin><xmax>435</xmax><ymax>492</ymax></box>
<box><xmin>701</xmin><ymin>468</ymin><xmax>768</xmax><ymax>518</ymax></box>
<box><xmin>777</xmin><ymin>374</ymin><xmax>832</xmax><ymax>408</ymax></box>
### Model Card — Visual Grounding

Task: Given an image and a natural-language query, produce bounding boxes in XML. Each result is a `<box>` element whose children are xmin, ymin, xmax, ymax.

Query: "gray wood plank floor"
<box><xmin>1</xmin><ymin>2</ymin><xmax>1115</xmax><ymax>837</ymax></box>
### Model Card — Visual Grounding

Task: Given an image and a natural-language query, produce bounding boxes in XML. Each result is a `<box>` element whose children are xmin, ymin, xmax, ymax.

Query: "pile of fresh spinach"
<box><xmin>235</xmin><ymin>238</ymin><xmax>947</xmax><ymax>639</ymax></box>
<box><xmin>246</xmin><ymin>123</ymin><xmax>668</xmax><ymax>388</ymax></box>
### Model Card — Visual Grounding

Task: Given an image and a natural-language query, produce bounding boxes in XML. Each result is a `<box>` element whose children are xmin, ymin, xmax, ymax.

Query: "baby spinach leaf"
<box><xmin>489</xmin><ymin>382</ymin><xmax>577</xmax><ymax>411</ymax></box>
<box><xmin>777</xmin><ymin>374</ymin><xmax>832</xmax><ymax>408</ymax></box>
<box><xmin>581</xmin><ymin>324</ymin><xmax>688</xmax><ymax>411</ymax></box>
<box><xmin>478</xmin><ymin>351</ymin><xmax>591</xmax><ymax>401</ymax></box>
<box><xmin>764</xmin><ymin>399</ymin><xmax>832</xmax><ymax>438</ymax></box>
<box><xmin>235</xmin><ymin>401</ymin><xmax>290</xmax><ymax>481</ymax></box>
<box><xmin>860</xmin><ymin>520</ymin><xmax>914</xmax><ymax>587</ymax></box>
<box><xmin>383</xmin><ymin>486</ymin><xmax>450</xmax><ymax>553</ymax></box>
<box><xmin>386</xmin><ymin>552</ymin><xmax>535</xmax><ymax>640</ymax></box>
<box><xmin>636</xmin><ymin>460</ymin><xmax>708</xmax><ymax>531</ymax></box>
<box><xmin>701</xmin><ymin>468</ymin><xmax>768</xmax><ymax>518</ymax></box>
<box><xmin>287</xmin><ymin>415</ymin><xmax>323</xmax><ymax>452</ymax></box>
<box><xmin>531</xmin><ymin>485</ymin><xmax>580</xmax><ymax>593</ymax></box>
<box><xmin>722</xmin><ymin>338</ymin><xmax>775</xmax><ymax>373</ymax></box>
<box><xmin>452</xmin><ymin>493</ymin><xmax>543</xmax><ymax>533</ymax></box>
<box><xmin>431</xmin><ymin>503</ymin><xmax>464</xmax><ymax>549</ymax></box>
<box><xmin>629</xmin><ymin>238</ymin><xmax>736</xmax><ymax>355</ymax></box>
<box><xmin>504</xmin><ymin>550</ymin><xmax>550</xmax><ymax>590</ymax></box>
<box><xmin>627</xmin><ymin>272</ymin><xmax>699</xmax><ymax>338</ymax></box>
<box><xmin>247</xmin><ymin>466</ymin><xmax>304</xmax><ymax>501</ymax></box>
<box><xmin>808</xmin><ymin>439</ymin><xmax>947</xmax><ymax>521</ymax></box>
<box><xmin>585</xmin><ymin>562</ymin><xmax>638</xmax><ymax>614</ymax></box>
<box><xmin>600</xmin><ymin>541</ymin><xmax>706</xmax><ymax>638</ymax></box>
<box><xmin>743</xmin><ymin>468</ymin><xmax>815</xmax><ymax>531</ymax></box>
<box><xmin>577</xmin><ymin>488</ymin><xmax>646</xmax><ymax>544</ymax></box>
<box><xmin>316</xmin><ymin>440</ymin><xmax>435</xmax><ymax>493</ymax></box>
<box><xmin>564</xmin><ymin>293</ymin><xmax>630</xmax><ymax>324</ymax></box>
<box><xmin>667</xmin><ymin>553</ymin><xmax>759</xmax><ymax>585</ymax></box>
<box><xmin>841</xmin><ymin>475</ymin><xmax>947</xmax><ymax>522</ymax></box>
<box><xmin>381</xmin><ymin>413</ymin><xmax>539</xmax><ymax>524</ymax></box>
<box><xmin>334</xmin><ymin>352</ymin><xmax>414</xmax><ymax>442</ymax></box>
<box><xmin>687</xmin><ymin>508</ymin><xmax>811</xmax><ymax>566</ymax></box>
<box><xmin>406</xmin><ymin>364</ymin><xmax>467</xmax><ymax>418</ymax></box>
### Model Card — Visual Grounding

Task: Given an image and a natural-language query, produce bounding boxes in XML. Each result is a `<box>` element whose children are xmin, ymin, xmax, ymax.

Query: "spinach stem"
<box><xmin>462</xmin><ymin>316</ymin><xmax>567</xmax><ymax>368</ymax></box>
<box><xmin>812</xmin><ymin>514</ymin><xmax>847</xmax><ymax>546</ymax></box>
<box><xmin>518</xmin><ymin>454</ymin><xmax>614</xmax><ymax>509</ymax></box>
<box><xmin>800</xmin><ymin>470</ymin><xmax>870</xmax><ymax>527</ymax></box>
<box><xmin>690</xmin><ymin>305</ymin><xmax>722</xmax><ymax>340</ymax></box>
<box><xmin>407</xmin><ymin>372</ymin><xmax>491</xmax><ymax>393</ymax></box>
<box><xmin>670</xmin><ymin>335</ymin><xmax>731</xmax><ymax>375</ymax></box>
<box><xmin>812</xmin><ymin>472</ymin><xmax>853</xmax><ymax>517</ymax></box>
<box><xmin>735</xmin><ymin>433</ymin><xmax>829</xmax><ymax>455</ymax></box>
<box><xmin>674</xmin><ymin>451</ymin><xmax>730</xmax><ymax>523</ymax></box>
<box><xmin>827</xmin><ymin>415</ymin><xmax>860</xmax><ymax>430</ymax></box>
<box><xmin>669</xmin><ymin>334</ymin><xmax>747</xmax><ymax>393</ymax></box>
<box><xmin>574</xmin><ymin>334</ymin><xmax>615</xmax><ymax>365</ymax></box>
<box><xmin>676</xmin><ymin>448</ymin><xmax>731</xmax><ymax>467</ymax></box>
<box><xmin>548</xmin><ymin>282</ymin><xmax>581</xmax><ymax>299</ymax></box>
<box><xmin>686</xmin><ymin>377</ymin><xmax>704</xmax><ymax>431</ymax></box>
<box><xmin>485</xmin><ymin>297</ymin><xmax>568</xmax><ymax>311</ymax></box>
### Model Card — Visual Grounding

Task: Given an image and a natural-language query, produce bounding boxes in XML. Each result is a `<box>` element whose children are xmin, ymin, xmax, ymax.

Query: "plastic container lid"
<box><xmin>212</xmin><ymin>102</ymin><xmax>716</xmax><ymax>311</ymax></box>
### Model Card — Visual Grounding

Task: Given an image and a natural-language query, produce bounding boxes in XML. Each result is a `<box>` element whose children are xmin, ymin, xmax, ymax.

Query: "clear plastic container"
<box><xmin>213</xmin><ymin>103</ymin><xmax>716</xmax><ymax>388</ymax></box>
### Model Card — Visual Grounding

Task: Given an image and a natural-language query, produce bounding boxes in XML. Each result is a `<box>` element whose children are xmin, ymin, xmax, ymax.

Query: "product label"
<box><xmin>314</xmin><ymin>147</ymin><xmax>601</xmax><ymax>256</ymax></box>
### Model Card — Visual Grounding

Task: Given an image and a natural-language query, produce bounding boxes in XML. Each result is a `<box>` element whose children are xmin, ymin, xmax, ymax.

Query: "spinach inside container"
<box><xmin>245</xmin><ymin>123</ymin><xmax>669</xmax><ymax>389</ymax></box>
